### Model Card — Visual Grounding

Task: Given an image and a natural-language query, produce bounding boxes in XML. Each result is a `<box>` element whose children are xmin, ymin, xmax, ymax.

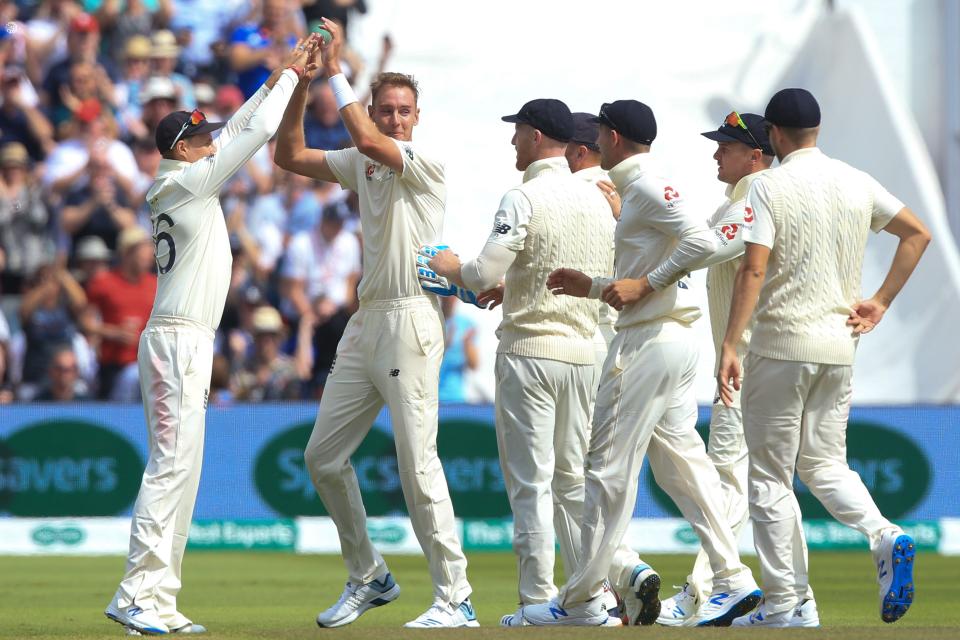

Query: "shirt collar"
<box><xmin>607</xmin><ymin>152</ymin><xmax>653</xmax><ymax>192</ymax></box>
<box><xmin>726</xmin><ymin>169</ymin><xmax>768</xmax><ymax>201</ymax></box>
<box><xmin>156</xmin><ymin>158</ymin><xmax>191</xmax><ymax>178</ymax></box>
<box><xmin>573</xmin><ymin>165</ymin><xmax>607</xmax><ymax>181</ymax></box>
<box><xmin>780</xmin><ymin>146</ymin><xmax>822</xmax><ymax>165</ymax></box>
<box><xmin>522</xmin><ymin>156</ymin><xmax>569</xmax><ymax>183</ymax></box>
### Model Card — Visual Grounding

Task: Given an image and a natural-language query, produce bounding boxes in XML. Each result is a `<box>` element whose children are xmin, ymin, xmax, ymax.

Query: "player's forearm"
<box><xmin>647</xmin><ymin>225</ymin><xmax>717</xmax><ymax>290</ymax></box>
<box><xmin>722</xmin><ymin>260</ymin><xmax>765</xmax><ymax>350</ymax></box>
<box><xmin>461</xmin><ymin>243</ymin><xmax>516</xmax><ymax>292</ymax></box>
<box><xmin>215</xmin><ymin>81</ymin><xmax>273</xmax><ymax>151</ymax></box>
<box><xmin>872</xmin><ymin>230</ymin><xmax>929</xmax><ymax>307</ymax></box>
<box><xmin>685</xmin><ymin>225</ymin><xmax>746</xmax><ymax>273</ymax></box>
<box><xmin>274</xmin><ymin>81</ymin><xmax>313</xmax><ymax>170</ymax></box>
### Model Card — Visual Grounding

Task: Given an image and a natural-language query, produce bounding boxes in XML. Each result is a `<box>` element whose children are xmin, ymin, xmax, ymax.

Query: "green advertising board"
<box><xmin>254</xmin><ymin>419</ymin><xmax>509</xmax><ymax>518</ymax></box>
<box><xmin>0</xmin><ymin>419</ymin><xmax>144</xmax><ymax>516</ymax></box>
<box><xmin>648</xmin><ymin>420</ymin><xmax>933</xmax><ymax>520</ymax></box>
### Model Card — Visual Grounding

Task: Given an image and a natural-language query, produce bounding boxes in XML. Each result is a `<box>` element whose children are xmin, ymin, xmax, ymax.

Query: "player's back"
<box><xmin>145</xmin><ymin>159</ymin><xmax>233</xmax><ymax>332</ymax></box>
<box><xmin>747</xmin><ymin>148</ymin><xmax>885</xmax><ymax>365</ymax></box>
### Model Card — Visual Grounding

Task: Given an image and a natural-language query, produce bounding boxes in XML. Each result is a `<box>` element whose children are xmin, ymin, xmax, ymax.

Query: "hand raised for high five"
<box><xmin>315</xmin><ymin>17</ymin><xmax>345</xmax><ymax>76</ymax></box>
<box><xmin>281</xmin><ymin>35</ymin><xmax>320</xmax><ymax>72</ymax></box>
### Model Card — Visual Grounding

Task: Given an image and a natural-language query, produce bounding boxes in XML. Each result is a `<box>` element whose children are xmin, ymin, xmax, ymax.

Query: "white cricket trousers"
<box><xmin>684</xmin><ymin>386</ymin><xmax>750</xmax><ymax>600</ymax></box>
<box><xmin>494</xmin><ymin>353</ymin><xmax>595</xmax><ymax>604</ymax></box>
<box><xmin>742</xmin><ymin>353</ymin><xmax>896</xmax><ymax>615</ymax></box>
<box><xmin>115</xmin><ymin>320</ymin><xmax>214</xmax><ymax>628</ymax></box>
<box><xmin>562</xmin><ymin>322</ymin><xmax>752</xmax><ymax>606</ymax></box>
<box><xmin>303</xmin><ymin>296</ymin><xmax>471</xmax><ymax>606</ymax></box>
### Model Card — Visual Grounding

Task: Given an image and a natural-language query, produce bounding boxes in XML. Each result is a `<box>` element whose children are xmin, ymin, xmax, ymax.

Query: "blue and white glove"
<box><xmin>416</xmin><ymin>244</ymin><xmax>485</xmax><ymax>308</ymax></box>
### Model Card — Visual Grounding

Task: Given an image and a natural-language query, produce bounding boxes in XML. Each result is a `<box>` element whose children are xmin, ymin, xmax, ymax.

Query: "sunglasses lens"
<box><xmin>190</xmin><ymin>109</ymin><xmax>204</xmax><ymax>125</ymax></box>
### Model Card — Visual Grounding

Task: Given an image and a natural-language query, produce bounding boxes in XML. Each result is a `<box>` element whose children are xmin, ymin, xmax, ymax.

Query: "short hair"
<box><xmin>370</xmin><ymin>72</ymin><xmax>419</xmax><ymax>105</ymax></box>
<box><xmin>777</xmin><ymin>125</ymin><xmax>819</xmax><ymax>146</ymax></box>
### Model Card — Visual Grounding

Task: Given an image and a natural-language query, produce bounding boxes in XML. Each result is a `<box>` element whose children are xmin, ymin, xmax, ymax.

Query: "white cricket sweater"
<box><xmin>742</xmin><ymin>147</ymin><xmax>903</xmax><ymax>365</ymax></box>
<box><xmin>573</xmin><ymin>164</ymin><xmax>619</xmax><ymax>345</ymax></box>
<box><xmin>590</xmin><ymin>153</ymin><xmax>715</xmax><ymax>329</ymax></box>
<box><xmin>497</xmin><ymin>158</ymin><xmax>614</xmax><ymax>365</ymax></box>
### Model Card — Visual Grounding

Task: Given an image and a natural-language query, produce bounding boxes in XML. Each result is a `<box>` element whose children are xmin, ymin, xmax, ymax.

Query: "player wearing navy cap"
<box><xmin>104</xmin><ymin>36</ymin><xmax>318</xmax><ymax>636</ymax></box>
<box><xmin>525</xmin><ymin>100</ymin><xmax>761</xmax><ymax>627</ymax></box>
<box><xmin>719</xmin><ymin>88</ymin><xmax>930</xmax><ymax>626</ymax></box>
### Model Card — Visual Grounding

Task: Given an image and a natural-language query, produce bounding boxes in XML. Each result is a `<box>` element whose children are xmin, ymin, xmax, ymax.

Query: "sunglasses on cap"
<box><xmin>169</xmin><ymin>109</ymin><xmax>205</xmax><ymax>150</ymax></box>
<box><xmin>724</xmin><ymin>111</ymin><xmax>762</xmax><ymax>150</ymax></box>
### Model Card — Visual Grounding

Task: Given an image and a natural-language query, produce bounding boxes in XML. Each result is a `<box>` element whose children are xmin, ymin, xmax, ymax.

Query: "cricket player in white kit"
<box><xmin>428</xmin><ymin>99</ymin><xmax>627</xmax><ymax>626</ymax></box>
<box><xmin>273</xmin><ymin>20</ymin><xmax>475</xmax><ymax>629</ymax></box>
<box><xmin>656</xmin><ymin>111</ymin><xmax>794</xmax><ymax>625</ymax></box>
<box><xmin>526</xmin><ymin>100</ymin><xmax>761</xmax><ymax>627</ymax></box>
<box><xmin>104</xmin><ymin>38</ymin><xmax>318</xmax><ymax>635</ymax></box>
<box><xmin>718</xmin><ymin>89</ymin><xmax>930</xmax><ymax>627</ymax></box>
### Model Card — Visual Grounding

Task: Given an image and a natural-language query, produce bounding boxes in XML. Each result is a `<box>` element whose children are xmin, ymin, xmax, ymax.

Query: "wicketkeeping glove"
<box><xmin>416</xmin><ymin>244</ymin><xmax>486</xmax><ymax>308</ymax></box>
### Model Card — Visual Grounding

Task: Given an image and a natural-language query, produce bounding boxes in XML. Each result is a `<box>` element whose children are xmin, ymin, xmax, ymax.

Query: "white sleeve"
<box><xmin>485</xmin><ymin>189</ymin><xmax>532</xmax><ymax>252</ymax></box>
<box><xmin>325</xmin><ymin>147</ymin><xmax>362</xmax><ymax>192</ymax></box>
<box><xmin>742</xmin><ymin>178</ymin><xmax>776</xmax><ymax>248</ymax></box>
<box><xmin>281</xmin><ymin>234</ymin><xmax>312</xmax><ymax>280</ymax></box>
<box><xmin>640</xmin><ymin>185</ymin><xmax>717</xmax><ymax>291</ymax></box>
<box><xmin>461</xmin><ymin>242</ymin><xmax>517</xmax><ymax>292</ymax></box>
<box><xmin>683</xmin><ymin>201</ymin><xmax>748</xmax><ymax>274</ymax></box>
<box><xmin>864</xmin><ymin>173</ymin><xmax>906</xmax><ymax>232</ymax></box>
<box><xmin>395</xmin><ymin>140</ymin><xmax>444</xmax><ymax>193</ymax></box>
<box><xmin>174</xmin><ymin>70</ymin><xmax>299</xmax><ymax>198</ymax></box>
<box><xmin>214</xmin><ymin>82</ymin><xmax>271</xmax><ymax>151</ymax></box>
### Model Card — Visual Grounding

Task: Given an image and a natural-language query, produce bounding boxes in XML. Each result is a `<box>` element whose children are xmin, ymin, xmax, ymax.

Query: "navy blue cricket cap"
<box><xmin>570</xmin><ymin>112</ymin><xmax>600</xmax><ymax>151</ymax></box>
<box><xmin>764</xmin><ymin>88</ymin><xmax>821</xmax><ymax>128</ymax></box>
<box><xmin>591</xmin><ymin>100</ymin><xmax>656</xmax><ymax>145</ymax></box>
<box><xmin>701</xmin><ymin>112</ymin><xmax>773</xmax><ymax>155</ymax></box>
<box><xmin>501</xmin><ymin>99</ymin><xmax>574</xmax><ymax>143</ymax></box>
<box><xmin>156</xmin><ymin>109</ymin><xmax>225</xmax><ymax>152</ymax></box>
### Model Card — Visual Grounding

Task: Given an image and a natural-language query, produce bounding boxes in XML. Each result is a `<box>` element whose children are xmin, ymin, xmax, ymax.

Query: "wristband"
<box><xmin>329</xmin><ymin>73</ymin><xmax>358</xmax><ymax>110</ymax></box>
<box><xmin>286</xmin><ymin>64</ymin><xmax>304</xmax><ymax>79</ymax></box>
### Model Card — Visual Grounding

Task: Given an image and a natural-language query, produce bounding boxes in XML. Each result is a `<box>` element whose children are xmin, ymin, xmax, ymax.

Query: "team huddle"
<box><xmin>102</xmin><ymin>20</ymin><xmax>930</xmax><ymax>635</ymax></box>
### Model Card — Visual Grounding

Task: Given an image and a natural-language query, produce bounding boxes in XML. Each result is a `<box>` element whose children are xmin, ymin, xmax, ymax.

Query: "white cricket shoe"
<box><xmin>500</xmin><ymin>606</ymin><xmax>526</xmax><ymax>627</ymax></box>
<box><xmin>126</xmin><ymin>622</ymin><xmax>207</xmax><ymax>635</ymax></box>
<box><xmin>656</xmin><ymin>583</ymin><xmax>698</xmax><ymax>626</ymax></box>
<box><xmin>105</xmin><ymin>600</ymin><xmax>169</xmax><ymax>635</ymax></box>
<box><xmin>875</xmin><ymin>529</ymin><xmax>916</xmax><ymax>623</ymax></box>
<box><xmin>687</xmin><ymin>582</ymin><xmax>763</xmax><ymax>626</ymax></box>
<box><xmin>791</xmin><ymin>598</ymin><xmax>820</xmax><ymax>628</ymax></box>
<box><xmin>316</xmin><ymin>572</ymin><xmax>400</xmax><ymax>628</ymax></box>
<box><xmin>731</xmin><ymin>599</ymin><xmax>792</xmax><ymax>627</ymax></box>
<box><xmin>521</xmin><ymin>596</ymin><xmax>622</xmax><ymax>626</ymax></box>
<box><xmin>601</xmin><ymin>580</ymin><xmax>626</xmax><ymax>624</ymax></box>
<box><xmin>404</xmin><ymin>598</ymin><xmax>479</xmax><ymax>628</ymax></box>
<box><xmin>623</xmin><ymin>563</ymin><xmax>661</xmax><ymax>625</ymax></box>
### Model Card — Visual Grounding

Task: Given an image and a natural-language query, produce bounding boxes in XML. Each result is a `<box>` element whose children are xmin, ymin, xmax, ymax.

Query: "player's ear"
<box><xmin>367</xmin><ymin>104</ymin><xmax>375</xmax><ymax>120</ymax></box>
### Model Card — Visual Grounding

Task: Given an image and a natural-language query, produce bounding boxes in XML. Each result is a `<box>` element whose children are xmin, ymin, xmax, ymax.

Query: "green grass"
<box><xmin>0</xmin><ymin>551</ymin><xmax>956</xmax><ymax>639</ymax></box>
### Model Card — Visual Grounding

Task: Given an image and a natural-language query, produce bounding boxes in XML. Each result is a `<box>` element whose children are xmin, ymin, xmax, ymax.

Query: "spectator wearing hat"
<box><xmin>40</xmin><ymin>13</ymin><xmax>119</xmax><ymax>126</ymax></box>
<box><xmin>94</xmin><ymin>0</ymin><xmax>174</xmax><ymax>60</ymax></box>
<box><xmin>428</xmin><ymin>98</ymin><xmax>621</xmax><ymax>625</ymax></box>
<box><xmin>531</xmin><ymin>100</ymin><xmax>762</xmax><ymax>627</ymax></box>
<box><xmin>72</xmin><ymin>235</ymin><xmax>112</xmax><ymax>285</ymax></box>
<box><xmin>114</xmin><ymin>35</ymin><xmax>153</xmax><ymax>126</ymax></box>
<box><xmin>82</xmin><ymin>225</ymin><xmax>157</xmax><ymax>399</ymax></box>
<box><xmin>281</xmin><ymin>198</ymin><xmax>359</xmax><ymax>392</ymax></box>
<box><xmin>0</xmin><ymin>66</ymin><xmax>55</xmax><ymax>161</ymax></box>
<box><xmin>123</xmin><ymin>74</ymin><xmax>179</xmax><ymax>143</ymax></box>
<box><xmin>229</xmin><ymin>0</ymin><xmax>302</xmax><ymax>98</ymax></box>
<box><xmin>43</xmin><ymin>96</ymin><xmax>138</xmax><ymax>196</ymax></box>
<box><xmin>33</xmin><ymin>343</ymin><xmax>92</xmax><ymax>402</ymax></box>
<box><xmin>230</xmin><ymin>305</ymin><xmax>301</xmax><ymax>401</ymax></box>
<box><xmin>718</xmin><ymin>88</ymin><xmax>931</xmax><ymax>627</ymax></box>
<box><xmin>0</xmin><ymin>142</ymin><xmax>54</xmax><ymax>293</ymax></box>
<box><xmin>17</xmin><ymin>263</ymin><xmax>88</xmax><ymax>400</ymax></box>
<box><xmin>653</xmin><ymin>111</ymin><xmax>777</xmax><ymax>626</ymax></box>
<box><xmin>149</xmin><ymin>30</ymin><xmax>195</xmax><ymax>109</ymax></box>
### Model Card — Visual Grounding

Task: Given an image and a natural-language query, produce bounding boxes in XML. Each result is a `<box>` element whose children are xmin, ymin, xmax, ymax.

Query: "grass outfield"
<box><xmin>0</xmin><ymin>552</ymin><xmax>956</xmax><ymax>639</ymax></box>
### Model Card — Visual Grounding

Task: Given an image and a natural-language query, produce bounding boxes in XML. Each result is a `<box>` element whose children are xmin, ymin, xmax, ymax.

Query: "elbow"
<box><xmin>273</xmin><ymin>147</ymin><xmax>292</xmax><ymax>171</ymax></box>
<box><xmin>917</xmin><ymin>226</ymin><xmax>932</xmax><ymax>251</ymax></box>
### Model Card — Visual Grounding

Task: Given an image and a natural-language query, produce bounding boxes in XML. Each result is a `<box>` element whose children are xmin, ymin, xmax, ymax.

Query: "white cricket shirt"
<box><xmin>326</xmin><ymin>139</ymin><xmax>444</xmax><ymax>302</ymax></box>
<box><xmin>145</xmin><ymin>69</ymin><xmax>299</xmax><ymax>332</ymax></box>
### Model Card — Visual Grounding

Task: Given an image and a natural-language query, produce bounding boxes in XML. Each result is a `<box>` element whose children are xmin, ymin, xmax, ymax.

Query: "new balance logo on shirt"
<box><xmin>389</xmin><ymin>369</ymin><xmax>400</xmax><ymax>377</ymax></box>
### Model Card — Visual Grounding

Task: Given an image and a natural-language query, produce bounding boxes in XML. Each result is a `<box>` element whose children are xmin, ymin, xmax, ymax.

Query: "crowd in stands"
<box><xmin>0</xmin><ymin>0</ymin><xmax>479</xmax><ymax>404</ymax></box>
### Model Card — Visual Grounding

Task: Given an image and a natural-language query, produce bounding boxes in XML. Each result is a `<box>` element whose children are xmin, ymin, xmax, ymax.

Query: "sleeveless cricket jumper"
<box><xmin>113</xmin><ymin>69</ymin><xmax>300</xmax><ymax>628</ymax></box>
<box><xmin>740</xmin><ymin>147</ymin><xmax>904</xmax><ymax>615</ymax></box>
<box><xmin>303</xmin><ymin>139</ymin><xmax>471</xmax><ymax>606</ymax></box>
<box><xmin>488</xmin><ymin>157</ymin><xmax>613</xmax><ymax>604</ymax></box>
